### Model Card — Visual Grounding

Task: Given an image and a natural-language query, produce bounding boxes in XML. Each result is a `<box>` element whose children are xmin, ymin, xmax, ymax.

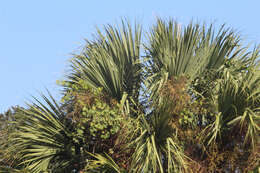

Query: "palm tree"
<box><xmin>2</xmin><ymin>19</ymin><xmax>259</xmax><ymax>172</ymax></box>
<box><xmin>145</xmin><ymin>19</ymin><xmax>259</xmax><ymax>172</ymax></box>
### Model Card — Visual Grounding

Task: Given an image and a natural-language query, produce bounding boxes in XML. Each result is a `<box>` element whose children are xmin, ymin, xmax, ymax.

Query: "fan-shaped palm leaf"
<box><xmin>67</xmin><ymin>21</ymin><xmax>142</xmax><ymax>103</ymax></box>
<box><xmin>5</xmin><ymin>93</ymin><xmax>77</xmax><ymax>173</ymax></box>
<box><xmin>146</xmin><ymin>18</ymin><xmax>241</xmax><ymax>103</ymax></box>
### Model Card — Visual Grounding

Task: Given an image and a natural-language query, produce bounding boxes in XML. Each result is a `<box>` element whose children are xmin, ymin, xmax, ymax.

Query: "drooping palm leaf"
<box><xmin>203</xmin><ymin>47</ymin><xmax>260</xmax><ymax>149</ymax></box>
<box><xmin>130</xmin><ymin>105</ymin><xmax>189</xmax><ymax>173</ymax></box>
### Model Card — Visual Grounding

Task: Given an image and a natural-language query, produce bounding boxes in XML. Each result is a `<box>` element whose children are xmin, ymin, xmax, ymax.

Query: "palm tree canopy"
<box><xmin>1</xmin><ymin>18</ymin><xmax>259</xmax><ymax>173</ymax></box>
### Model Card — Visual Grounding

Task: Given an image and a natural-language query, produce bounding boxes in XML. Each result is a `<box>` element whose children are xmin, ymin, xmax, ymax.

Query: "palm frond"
<box><xmin>146</xmin><ymin>19</ymin><xmax>204</xmax><ymax>81</ymax></box>
<box><xmin>84</xmin><ymin>153</ymin><xmax>126</xmax><ymax>173</ymax></box>
<box><xmin>130</xmin><ymin>106</ymin><xmax>189</xmax><ymax>173</ymax></box>
<box><xmin>5</xmin><ymin>93</ymin><xmax>77</xmax><ymax>173</ymax></box>
<box><xmin>67</xmin><ymin>20</ymin><xmax>142</xmax><ymax>103</ymax></box>
<box><xmin>203</xmin><ymin>47</ymin><xmax>260</xmax><ymax>148</ymax></box>
<box><xmin>146</xmin><ymin>18</ymin><xmax>241</xmax><ymax>106</ymax></box>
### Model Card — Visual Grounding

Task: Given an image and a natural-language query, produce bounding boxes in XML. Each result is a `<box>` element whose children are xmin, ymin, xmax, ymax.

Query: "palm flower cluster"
<box><xmin>0</xmin><ymin>19</ymin><xmax>259</xmax><ymax>173</ymax></box>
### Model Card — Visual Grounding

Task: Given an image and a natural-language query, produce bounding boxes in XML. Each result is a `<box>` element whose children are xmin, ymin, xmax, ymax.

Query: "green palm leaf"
<box><xmin>146</xmin><ymin>18</ymin><xmax>241</xmax><ymax>103</ymax></box>
<box><xmin>204</xmin><ymin>47</ymin><xmax>260</xmax><ymax>149</ymax></box>
<box><xmin>130</xmin><ymin>106</ymin><xmax>189</xmax><ymax>173</ymax></box>
<box><xmin>67</xmin><ymin>20</ymin><xmax>142</xmax><ymax>103</ymax></box>
<box><xmin>5</xmin><ymin>93</ymin><xmax>77</xmax><ymax>173</ymax></box>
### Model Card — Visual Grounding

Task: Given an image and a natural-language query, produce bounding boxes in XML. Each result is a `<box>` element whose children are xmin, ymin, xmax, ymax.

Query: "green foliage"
<box><xmin>66</xmin><ymin>20</ymin><xmax>143</xmax><ymax>104</ymax></box>
<box><xmin>129</xmin><ymin>109</ymin><xmax>189</xmax><ymax>173</ymax></box>
<box><xmin>2</xmin><ymin>19</ymin><xmax>260</xmax><ymax>173</ymax></box>
<box><xmin>1</xmin><ymin>94</ymin><xmax>78</xmax><ymax>173</ymax></box>
<box><xmin>0</xmin><ymin>107</ymin><xmax>21</xmax><ymax>169</ymax></box>
<box><xmin>71</xmin><ymin>86</ymin><xmax>122</xmax><ymax>143</ymax></box>
<box><xmin>83</xmin><ymin>153</ymin><xmax>127</xmax><ymax>173</ymax></box>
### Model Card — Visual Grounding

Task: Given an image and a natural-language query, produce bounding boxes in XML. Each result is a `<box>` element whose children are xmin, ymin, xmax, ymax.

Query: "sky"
<box><xmin>0</xmin><ymin>0</ymin><xmax>259</xmax><ymax>112</ymax></box>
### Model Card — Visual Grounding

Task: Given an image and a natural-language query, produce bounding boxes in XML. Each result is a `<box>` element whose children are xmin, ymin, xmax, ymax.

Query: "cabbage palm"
<box><xmin>146</xmin><ymin>18</ymin><xmax>260</xmax><ymax>172</ymax></box>
<box><xmin>2</xmin><ymin>19</ymin><xmax>259</xmax><ymax>172</ymax></box>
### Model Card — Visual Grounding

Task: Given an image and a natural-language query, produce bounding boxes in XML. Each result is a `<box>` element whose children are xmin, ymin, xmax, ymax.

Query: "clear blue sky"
<box><xmin>0</xmin><ymin>0</ymin><xmax>259</xmax><ymax>112</ymax></box>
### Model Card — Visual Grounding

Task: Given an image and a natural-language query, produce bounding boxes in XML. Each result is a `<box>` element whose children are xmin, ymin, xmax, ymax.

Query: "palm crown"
<box><xmin>1</xmin><ymin>19</ymin><xmax>259</xmax><ymax>173</ymax></box>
